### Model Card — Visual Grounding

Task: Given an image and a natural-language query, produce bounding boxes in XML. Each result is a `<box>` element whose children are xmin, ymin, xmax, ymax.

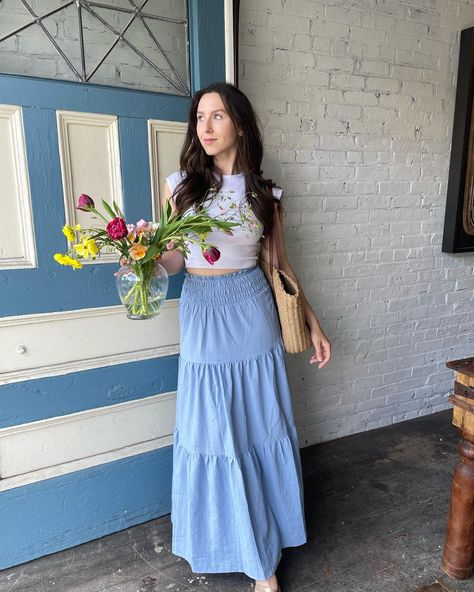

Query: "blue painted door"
<box><xmin>0</xmin><ymin>0</ymin><xmax>227</xmax><ymax>570</ymax></box>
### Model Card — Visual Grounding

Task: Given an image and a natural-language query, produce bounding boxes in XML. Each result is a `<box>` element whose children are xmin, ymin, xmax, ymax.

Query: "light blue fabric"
<box><xmin>171</xmin><ymin>265</ymin><xmax>308</xmax><ymax>580</ymax></box>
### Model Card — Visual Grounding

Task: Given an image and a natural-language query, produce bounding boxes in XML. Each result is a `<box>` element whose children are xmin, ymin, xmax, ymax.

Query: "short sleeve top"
<box><xmin>165</xmin><ymin>170</ymin><xmax>282</xmax><ymax>269</ymax></box>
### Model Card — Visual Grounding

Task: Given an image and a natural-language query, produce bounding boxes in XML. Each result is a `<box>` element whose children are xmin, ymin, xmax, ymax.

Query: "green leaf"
<box><xmin>141</xmin><ymin>244</ymin><xmax>160</xmax><ymax>263</ymax></box>
<box><xmin>102</xmin><ymin>199</ymin><xmax>116</xmax><ymax>219</ymax></box>
<box><xmin>112</xmin><ymin>200</ymin><xmax>124</xmax><ymax>218</ymax></box>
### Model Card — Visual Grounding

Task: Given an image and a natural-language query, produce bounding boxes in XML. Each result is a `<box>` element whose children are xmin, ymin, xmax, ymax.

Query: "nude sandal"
<box><xmin>254</xmin><ymin>583</ymin><xmax>282</xmax><ymax>592</ymax></box>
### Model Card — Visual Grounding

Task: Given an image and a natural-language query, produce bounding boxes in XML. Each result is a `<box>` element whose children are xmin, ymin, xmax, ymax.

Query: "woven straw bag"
<box><xmin>258</xmin><ymin>203</ymin><xmax>312</xmax><ymax>354</ymax></box>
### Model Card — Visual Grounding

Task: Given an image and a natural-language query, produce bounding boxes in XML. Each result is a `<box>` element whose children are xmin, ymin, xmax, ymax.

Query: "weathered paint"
<box><xmin>0</xmin><ymin>446</ymin><xmax>173</xmax><ymax>570</ymax></box>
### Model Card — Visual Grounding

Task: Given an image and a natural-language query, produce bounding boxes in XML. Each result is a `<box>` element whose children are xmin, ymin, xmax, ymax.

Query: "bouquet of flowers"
<box><xmin>54</xmin><ymin>193</ymin><xmax>239</xmax><ymax>319</ymax></box>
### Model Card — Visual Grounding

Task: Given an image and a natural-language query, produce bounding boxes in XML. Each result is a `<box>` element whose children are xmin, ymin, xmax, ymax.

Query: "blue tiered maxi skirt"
<box><xmin>171</xmin><ymin>264</ymin><xmax>307</xmax><ymax>580</ymax></box>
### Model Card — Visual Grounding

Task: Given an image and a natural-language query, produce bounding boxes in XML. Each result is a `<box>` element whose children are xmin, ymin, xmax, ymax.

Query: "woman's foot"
<box><xmin>254</xmin><ymin>574</ymin><xmax>280</xmax><ymax>592</ymax></box>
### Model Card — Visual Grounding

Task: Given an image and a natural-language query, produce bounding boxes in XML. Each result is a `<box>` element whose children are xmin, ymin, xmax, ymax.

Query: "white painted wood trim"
<box><xmin>224</xmin><ymin>0</ymin><xmax>236</xmax><ymax>85</ymax></box>
<box><xmin>0</xmin><ymin>301</ymin><xmax>180</xmax><ymax>385</ymax></box>
<box><xmin>56</xmin><ymin>110</ymin><xmax>124</xmax><ymax>265</ymax></box>
<box><xmin>0</xmin><ymin>392</ymin><xmax>176</xmax><ymax>491</ymax></box>
<box><xmin>148</xmin><ymin>119</ymin><xmax>188</xmax><ymax>220</ymax></box>
<box><xmin>0</xmin><ymin>104</ymin><xmax>37</xmax><ymax>270</ymax></box>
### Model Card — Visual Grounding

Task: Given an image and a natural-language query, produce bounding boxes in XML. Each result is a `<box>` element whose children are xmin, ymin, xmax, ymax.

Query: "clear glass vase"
<box><xmin>115</xmin><ymin>259</ymin><xmax>169</xmax><ymax>320</ymax></box>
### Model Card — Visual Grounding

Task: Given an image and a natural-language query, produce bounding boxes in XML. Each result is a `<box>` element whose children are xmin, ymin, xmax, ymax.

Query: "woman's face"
<box><xmin>196</xmin><ymin>92</ymin><xmax>241</xmax><ymax>159</ymax></box>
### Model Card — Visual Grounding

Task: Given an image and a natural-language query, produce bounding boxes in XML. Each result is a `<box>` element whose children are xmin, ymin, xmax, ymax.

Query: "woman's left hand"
<box><xmin>309</xmin><ymin>326</ymin><xmax>331</xmax><ymax>368</ymax></box>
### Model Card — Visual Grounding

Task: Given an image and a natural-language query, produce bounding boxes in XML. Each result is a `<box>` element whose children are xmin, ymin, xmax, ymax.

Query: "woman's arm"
<box><xmin>260</xmin><ymin>204</ymin><xmax>331</xmax><ymax>367</ymax></box>
<box><xmin>156</xmin><ymin>179</ymin><xmax>186</xmax><ymax>275</ymax></box>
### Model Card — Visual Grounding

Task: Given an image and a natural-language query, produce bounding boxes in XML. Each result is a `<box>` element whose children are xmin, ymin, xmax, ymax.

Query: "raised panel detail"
<box><xmin>56</xmin><ymin>110</ymin><xmax>123</xmax><ymax>264</ymax></box>
<box><xmin>0</xmin><ymin>392</ymin><xmax>176</xmax><ymax>491</ymax></box>
<box><xmin>0</xmin><ymin>104</ymin><xmax>37</xmax><ymax>269</ymax></box>
<box><xmin>148</xmin><ymin>119</ymin><xmax>187</xmax><ymax>219</ymax></box>
<box><xmin>0</xmin><ymin>301</ymin><xmax>180</xmax><ymax>385</ymax></box>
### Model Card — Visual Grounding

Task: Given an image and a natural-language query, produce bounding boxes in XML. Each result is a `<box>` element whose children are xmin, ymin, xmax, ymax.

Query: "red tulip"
<box><xmin>202</xmin><ymin>245</ymin><xmax>220</xmax><ymax>264</ymax></box>
<box><xmin>77</xmin><ymin>194</ymin><xmax>95</xmax><ymax>211</ymax></box>
<box><xmin>106</xmin><ymin>217</ymin><xmax>128</xmax><ymax>240</ymax></box>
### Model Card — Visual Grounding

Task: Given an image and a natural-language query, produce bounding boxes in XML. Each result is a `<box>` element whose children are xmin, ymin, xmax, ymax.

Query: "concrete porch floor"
<box><xmin>1</xmin><ymin>409</ymin><xmax>474</xmax><ymax>592</ymax></box>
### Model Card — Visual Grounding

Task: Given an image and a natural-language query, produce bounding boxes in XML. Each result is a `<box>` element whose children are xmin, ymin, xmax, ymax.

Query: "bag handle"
<box><xmin>274</xmin><ymin>202</ymin><xmax>284</xmax><ymax>269</ymax></box>
<box><xmin>267</xmin><ymin>185</ymin><xmax>304</xmax><ymax>298</ymax></box>
<box><xmin>266</xmin><ymin>181</ymin><xmax>283</xmax><ymax>290</ymax></box>
<box><xmin>269</xmin><ymin>199</ymin><xmax>282</xmax><ymax>269</ymax></box>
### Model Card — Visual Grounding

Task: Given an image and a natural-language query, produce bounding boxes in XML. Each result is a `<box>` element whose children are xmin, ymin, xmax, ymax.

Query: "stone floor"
<box><xmin>1</xmin><ymin>409</ymin><xmax>474</xmax><ymax>592</ymax></box>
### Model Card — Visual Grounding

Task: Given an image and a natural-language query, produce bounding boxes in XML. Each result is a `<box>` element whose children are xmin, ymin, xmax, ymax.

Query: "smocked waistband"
<box><xmin>181</xmin><ymin>265</ymin><xmax>269</xmax><ymax>304</ymax></box>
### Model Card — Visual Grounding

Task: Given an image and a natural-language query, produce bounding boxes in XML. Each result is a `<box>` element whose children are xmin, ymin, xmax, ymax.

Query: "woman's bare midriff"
<box><xmin>186</xmin><ymin>268</ymin><xmax>242</xmax><ymax>276</ymax></box>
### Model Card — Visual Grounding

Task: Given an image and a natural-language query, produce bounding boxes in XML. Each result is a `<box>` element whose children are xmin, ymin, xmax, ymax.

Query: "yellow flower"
<box><xmin>73</xmin><ymin>238</ymin><xmax>99</xmax><ymax>259</ymax></box>
<box><xmin>85</xmin><ymin>238</ymin><xmax>98</xmax><ymax>257</ymax></box>
<box><xmin>73</xmin><ymin>243</ymin><xmax>87</xmax><ymax>258</ymax></box>
<box><xmin>53</xmin><ymin>253</ymin><xmax>82</xmax><ymax>269</ymax></box>
<box><xmin>129</xmin><ymin>243</ymin><xmax>148</xmax><ymax>260</ymax></box>
<box><xmin>70</xmin><ymin>258</ymin><xmax>83</xmax><ymax>269</ymax></box>
<box><xmin>62</xmin><ymin>224</ymin><xmax>82</xmax><ymax>242</ymax></box>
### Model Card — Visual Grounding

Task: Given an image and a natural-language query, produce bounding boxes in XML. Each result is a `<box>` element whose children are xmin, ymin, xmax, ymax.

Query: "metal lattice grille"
<box><xmin>0</xmin><ymin>0</ymin><xmax>190</xmax><ymax>96</ymax></box>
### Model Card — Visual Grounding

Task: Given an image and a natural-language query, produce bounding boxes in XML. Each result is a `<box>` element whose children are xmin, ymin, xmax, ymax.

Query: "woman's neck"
<box><xmin>213</xmin><ymin>167</ymin><xmax>242</xmax><ymax>176</ymax></box>
<box><xmin>212</xmin><ymin>155</ymin><xmax>241</xmax><ymax>176</ymax></box>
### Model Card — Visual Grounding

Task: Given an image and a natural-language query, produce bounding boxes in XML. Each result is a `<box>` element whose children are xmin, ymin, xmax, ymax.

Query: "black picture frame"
<box><xmin>443</xmin><ymin>26</ymin><xmax>474</xmax><ymax>253</ymax></box>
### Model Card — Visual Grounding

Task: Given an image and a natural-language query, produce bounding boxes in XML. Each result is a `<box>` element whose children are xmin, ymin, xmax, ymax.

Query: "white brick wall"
<box><xmin>240</xmin><ymin>0</ymin><xmax>474</xmax><ymax>446</ymax></box>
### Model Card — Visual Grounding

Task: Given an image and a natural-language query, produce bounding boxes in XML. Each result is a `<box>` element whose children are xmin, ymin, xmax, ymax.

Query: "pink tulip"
<box><xmin>202</xmin><ymin>246</ymin><xmax>220</xmax><ymax>265</ymax></box>
<box><xmin>126</xmin><ymin>224</ymin><xmax>137</xmax><ymax>241</ymax></box>
<box><xmin>77</xmin><ymin>194</ymin><xmax>95</xmax><ymax>211</ymax></box>
<box><xmin>136</xmin><ymin>219</ymin><xmax>151</xmax><ymax>235</ymax></box>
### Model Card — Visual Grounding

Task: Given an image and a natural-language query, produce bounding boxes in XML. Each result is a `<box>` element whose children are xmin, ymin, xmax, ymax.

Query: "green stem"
<box><xmin>89</xmin><ymin>207</ymin><xmax>111</xmax><ymax>225</ymax></box>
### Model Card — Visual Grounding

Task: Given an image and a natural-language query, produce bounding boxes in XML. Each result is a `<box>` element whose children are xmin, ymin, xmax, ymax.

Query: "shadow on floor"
<box><xmin>1</xmin><ymin>410</ymin><xmax>473</xmax><ymax>592</ymax></box>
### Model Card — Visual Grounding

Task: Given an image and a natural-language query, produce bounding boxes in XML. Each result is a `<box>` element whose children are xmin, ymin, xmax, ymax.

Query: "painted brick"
<box><xmin>318</xmin><ymin>55</ymin><xmax>354</xmax><ymax>72</ymax></box>
<box><xmin>269</xmin><ymin>12</ymin><xmax>311</xmax><ymax>34</ymax></box>
<box><xmin>326</xmin><ymin>5</ymin><xmax>363</xmax><ymax>25</ymax></box>
<box><xmin>343</xmin><ymin>90</ymin><xmax>379</xmax><ymax>105</ymax></box>
<box><xmin>350</xmin><ymin>25</ymin><xmax>387</xmax><ymax>45</ymax></box>
<box><xmin>359</xmin><ymin>60</ymin><xmax>390</xmax><ymax>76</ymax></box>
<box><xmin>329</xmin><ymin>73</ymin><xmax>365</xmax><ymax>90</ymax></box>
<box><xmin>311</xmin><ymin>20</ymin><xmax>350</xmax><ymax>40</ymax></box>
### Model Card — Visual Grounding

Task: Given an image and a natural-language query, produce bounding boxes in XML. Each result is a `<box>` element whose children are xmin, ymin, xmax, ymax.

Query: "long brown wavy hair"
<box><xmin>172</xmin><ymin>81</ymin><xmax>283</xmax><ymax>271</ymax></box>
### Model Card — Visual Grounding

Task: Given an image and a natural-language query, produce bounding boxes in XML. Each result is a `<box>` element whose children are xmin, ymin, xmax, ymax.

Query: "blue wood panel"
<box><xmin>1</xmin><ymin>355</ymin><xmax>179</xmax><ymax>429</ymax></box>
<box><xmin>0</xmin><ymin>447</ymin><xmax>173</xmax><ymax>570</ymax></box>
<box><xmin>188</xmin><ymin>0</ymin><xmax>226</xmax><ymax>92</ymax></box>
<box><xmin>0</xmin><ymin>73</ymin><xmax>191</xmax><ymax>118</ymax></box>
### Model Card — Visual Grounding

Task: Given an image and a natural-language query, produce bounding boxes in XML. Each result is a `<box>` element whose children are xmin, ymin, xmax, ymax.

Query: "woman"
<box><xmin>158</xmin><ymin>81</ymin><xmax>331</xmax><ymax>592</ymax></box>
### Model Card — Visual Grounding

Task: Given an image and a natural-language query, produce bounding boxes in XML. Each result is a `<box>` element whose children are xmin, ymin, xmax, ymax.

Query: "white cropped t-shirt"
<box><xmin>165</xmin><ymin>170</ymin><xmax>282</xmax><ymax>269</ymax></box>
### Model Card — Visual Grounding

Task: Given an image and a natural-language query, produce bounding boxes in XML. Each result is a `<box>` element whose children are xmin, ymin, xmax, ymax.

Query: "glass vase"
<box><xmin>115</xmin><ymin>259</ymin><xmax>169</xmax><ymax>320</ymax></box>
